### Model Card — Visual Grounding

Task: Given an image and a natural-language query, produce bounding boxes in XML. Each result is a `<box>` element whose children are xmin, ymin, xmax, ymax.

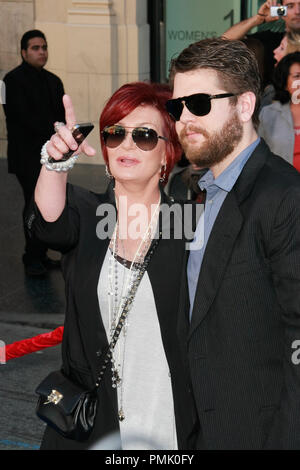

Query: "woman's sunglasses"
<box><xmin>101</xmin><ymin>125</ymin><xmax>168</xmax><ymax>151</ymax></box>
<box><xmin>166</xmin><ymin>93</ymin><xmax>236</xmax><ymax>121</ymax></box>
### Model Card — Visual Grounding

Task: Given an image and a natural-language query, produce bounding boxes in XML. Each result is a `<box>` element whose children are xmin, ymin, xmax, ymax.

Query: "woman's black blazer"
<box><xmin>28</xmin><ymin>182</ymin><xmax>198</xmax><ymax>450</ymax></box>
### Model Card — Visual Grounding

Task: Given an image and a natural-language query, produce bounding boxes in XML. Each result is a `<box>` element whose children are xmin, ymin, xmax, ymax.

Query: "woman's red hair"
<box><xmin>99</xmin><ymin>81</ymin><xmax>182</xmax><ymax>183</ymax></box>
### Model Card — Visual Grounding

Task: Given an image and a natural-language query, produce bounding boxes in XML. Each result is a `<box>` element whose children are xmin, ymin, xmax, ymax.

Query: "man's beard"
<box><xmin>179</xmin><ymin>110</ymin><xmax>243</xmax><ymax>168</ymax></box>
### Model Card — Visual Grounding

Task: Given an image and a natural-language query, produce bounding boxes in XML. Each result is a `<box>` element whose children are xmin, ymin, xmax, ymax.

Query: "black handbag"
<box><xmin>35</xmin><ymin>238</ymin><xmax>159</xmax><ymax>441</ymax></box>
<box><xmin>35</xmin><ymin>370</ymin><xmax>97</xmax><ymax>441</ymax></box>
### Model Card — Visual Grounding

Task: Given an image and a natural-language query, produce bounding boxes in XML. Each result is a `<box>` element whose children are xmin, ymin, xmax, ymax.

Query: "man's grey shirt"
<box><xmin>188</xmin><ymin>138</ymin><xmax>261</xmax><ymax>320</ymax></box>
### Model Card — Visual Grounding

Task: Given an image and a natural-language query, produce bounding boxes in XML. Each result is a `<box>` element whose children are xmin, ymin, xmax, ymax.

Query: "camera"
<box><xmin>270</xmin><ymin>5</ymin><xmax>287</xmax><ymax>16</ymax></box>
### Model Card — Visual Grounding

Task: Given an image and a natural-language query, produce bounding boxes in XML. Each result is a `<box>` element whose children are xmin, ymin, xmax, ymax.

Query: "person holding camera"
<box><xmin>223</xmin><ymin>1</ymin><xmax>300</xmax><ymax>88</ymax></box>
<box><xmin>259</xmin><ymin>51</ymin><xmax>300</xmax><ymax>170</ymax></box>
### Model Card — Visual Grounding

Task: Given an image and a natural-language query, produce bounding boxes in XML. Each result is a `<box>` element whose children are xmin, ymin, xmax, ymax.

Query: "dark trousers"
<box><xmin>15</xmin><ymin>168</ymin><xmax>47</xmax><ymax>264</ymax></box>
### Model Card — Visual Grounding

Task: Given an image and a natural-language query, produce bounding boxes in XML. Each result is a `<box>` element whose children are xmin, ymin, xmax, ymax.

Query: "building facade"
<box><xmin>0</xmin><ymin>0</ymin><xmax>149</xmax><ymax>164</ymax></box>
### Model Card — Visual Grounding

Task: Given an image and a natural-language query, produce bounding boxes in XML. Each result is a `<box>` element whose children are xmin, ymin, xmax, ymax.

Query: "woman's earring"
<box><xmin>159</xmin><ymin>164</ymin><xmax>167</xmax><ymax>183</ymax></box>
<box><xmin>105</xmin><ymin>165</ymin><xmax>113</xmax><ymax>179</ymax></box>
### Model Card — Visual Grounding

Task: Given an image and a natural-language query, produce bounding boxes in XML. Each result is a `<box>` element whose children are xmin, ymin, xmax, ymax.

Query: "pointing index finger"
<box><xmin>63</xmin><ymin>94</ymin><xmax>77</xmax><ymax>129</ymax></box>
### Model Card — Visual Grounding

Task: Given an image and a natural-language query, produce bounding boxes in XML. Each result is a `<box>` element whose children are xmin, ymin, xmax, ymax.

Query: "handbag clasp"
<box><xmin>44</xmin><ymin>389</ymin><xmax>63</xmax><ymax>405</ymax></box>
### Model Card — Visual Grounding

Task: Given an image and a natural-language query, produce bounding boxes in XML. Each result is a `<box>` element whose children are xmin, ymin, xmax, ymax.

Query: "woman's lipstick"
<box><xmin>116</xmin><ymin>157</ymin><xmax>140</xmax><ymax>166</ymax></box>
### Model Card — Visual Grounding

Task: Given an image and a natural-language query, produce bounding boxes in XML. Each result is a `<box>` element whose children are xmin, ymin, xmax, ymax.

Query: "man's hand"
<box><xmin>223</xmin><ymin>0</ymin><xmax>284</xmax><ymax>40</ymax></box>
<box><xmin>258</xmin><ymin>0</ymin><xmax>284</xmax><ymax>23</ymax></box>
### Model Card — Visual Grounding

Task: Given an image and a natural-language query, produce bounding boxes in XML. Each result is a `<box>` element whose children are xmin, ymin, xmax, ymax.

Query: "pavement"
<box><xmin>0</xmin><ymin>158</ymin><xmax>106</xmax><ymax>450</ymax></box>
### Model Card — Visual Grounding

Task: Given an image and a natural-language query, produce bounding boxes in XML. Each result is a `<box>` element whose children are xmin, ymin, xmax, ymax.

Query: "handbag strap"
<box><xmin>94</xmin><ymin>236</ymin><xmax>160</xmax><ymax>388</ymax></box>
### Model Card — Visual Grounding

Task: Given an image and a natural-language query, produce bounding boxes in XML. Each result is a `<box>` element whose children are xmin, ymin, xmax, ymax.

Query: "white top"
<box><xmin>97</xmin><ymin>249</ymin><xmax>178</xmax><ymax>450</ymax></box>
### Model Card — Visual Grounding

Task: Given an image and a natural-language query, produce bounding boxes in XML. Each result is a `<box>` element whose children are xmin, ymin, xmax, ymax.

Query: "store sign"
<box><xmin>165</xmin><ymin>0</ymin><xmax>241</xmax><ymax>77</ymax></box>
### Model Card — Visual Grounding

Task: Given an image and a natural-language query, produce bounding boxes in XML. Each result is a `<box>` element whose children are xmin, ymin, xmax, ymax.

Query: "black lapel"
<box><xmin>148</xmin><ymin>190</ymin><xmax>192</xmax><ymax>362</ymax></box>
<box><xmin>73</xmin><ymin>183</ymin><xmax>116</xmax><ymax>380</ymax></box>
<box><xmin>147</xmin><ymin>188</ymin><xmax>177</xmax><ymax>303</ymax></box>
<box><xmin>188</xmin><ymin>140</ymin><xmax>269</xmax><ymax>338</ymax></box>
<box><xmin>176</xmin><ymin>250</ymin><xmax>191</xmax><ymax>356</ymax></box>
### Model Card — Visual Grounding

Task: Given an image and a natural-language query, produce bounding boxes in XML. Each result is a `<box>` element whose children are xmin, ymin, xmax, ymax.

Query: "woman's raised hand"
<box><xmin>46</xmin><ymin>94</ymin><xmax>96</xmax><ymax>161</ymax></box>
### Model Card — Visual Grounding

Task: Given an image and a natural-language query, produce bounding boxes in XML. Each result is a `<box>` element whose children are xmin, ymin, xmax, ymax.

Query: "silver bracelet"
<box><xmin>40</xmin><ymin>141</ymin><xmax>79</xmax><ymax>172</ymax></box>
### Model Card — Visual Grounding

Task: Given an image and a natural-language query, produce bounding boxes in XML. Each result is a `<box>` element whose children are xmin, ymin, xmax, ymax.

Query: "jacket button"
<box><xmin>96</xmin><ymin>349</ymin><xmax>102</xmax><ymax>357</ymax></box>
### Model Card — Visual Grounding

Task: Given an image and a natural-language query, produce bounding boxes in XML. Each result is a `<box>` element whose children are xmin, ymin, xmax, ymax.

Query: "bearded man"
<box><xmin>167</xmin><ymin>38</ymin><xmax>300</xmax><ymax>449</ymax></box>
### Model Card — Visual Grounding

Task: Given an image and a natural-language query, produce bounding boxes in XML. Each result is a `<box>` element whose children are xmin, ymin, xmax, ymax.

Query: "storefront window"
<box><xmin>165</xmin><ymin>0</ymin><xmax>241</xmax><ymax>78</ymax></box>
<box><xmin>148</xmin><ymin>0</ymin><xmax>285</xmax><ymax>81</ymax></box>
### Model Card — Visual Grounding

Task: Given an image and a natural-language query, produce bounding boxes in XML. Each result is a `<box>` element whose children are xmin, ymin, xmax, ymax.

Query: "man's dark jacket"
<box><xmin>3</xmin><ymin>61</ymin><xmax>65</xmax><ymax>175</ymax></box>
<box><xmin>178</xmin><ymin>140</ymin><xmax>300</xmax><ymax>449</ymax></box>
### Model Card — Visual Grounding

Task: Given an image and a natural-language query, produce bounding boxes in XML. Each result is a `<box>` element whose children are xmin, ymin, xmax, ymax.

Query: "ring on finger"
<box><xmin>54</xmin><ymin>121</ymin><xmax>66</xmax><ymax>133</ymax></box>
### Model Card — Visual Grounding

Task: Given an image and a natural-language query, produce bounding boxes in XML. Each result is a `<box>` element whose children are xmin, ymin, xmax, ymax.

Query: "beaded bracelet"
<box><xmin>40</xmin><ymin>141</ymin><xmax>79</xmax><ymax>172</ymax></box>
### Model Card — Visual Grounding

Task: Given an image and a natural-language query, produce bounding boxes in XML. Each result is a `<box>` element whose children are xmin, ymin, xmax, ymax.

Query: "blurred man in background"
<box><xmin>3</xmin><ymin>30</ymin><xmax>65</xmax><ymax>276</ymax></box>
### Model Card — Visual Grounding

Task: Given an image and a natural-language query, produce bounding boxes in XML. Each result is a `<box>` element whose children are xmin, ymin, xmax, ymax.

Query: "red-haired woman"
<box><xmin>29</xmin><ymin>83</ymin><xmax>197</xmax><ymax>450</ymax></box>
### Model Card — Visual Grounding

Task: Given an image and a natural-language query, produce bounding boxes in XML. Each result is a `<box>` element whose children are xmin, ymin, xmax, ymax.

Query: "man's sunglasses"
<box><xmin>101</xmin><ymin>125</ymin><xmax>168</xmax><ymax>151</ymax></box>
<box><xmin>166</xmin><ymin>93</ymin><xmax>236</xmax><ymax>121</ymax></box>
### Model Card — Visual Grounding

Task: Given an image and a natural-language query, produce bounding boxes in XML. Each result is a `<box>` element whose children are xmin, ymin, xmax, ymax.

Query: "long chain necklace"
<box><xmin>107</xmin><ymin>196</ymin><xmax>161</xmax><ymax>421</ymax></box>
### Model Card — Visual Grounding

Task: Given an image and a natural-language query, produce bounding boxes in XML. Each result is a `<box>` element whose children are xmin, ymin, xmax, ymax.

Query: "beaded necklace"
<box><xmin>108</xmin><ymin>196</ymin><xmax>161</xmax><ymax>421</ymax></box>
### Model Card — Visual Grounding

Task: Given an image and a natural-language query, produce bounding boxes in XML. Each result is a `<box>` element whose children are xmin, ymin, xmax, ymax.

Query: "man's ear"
<box><xmin>236</xmin><ymin>91</ymin><xmax>256</xmax><ymax>123</ymax></box>
<box><xmin>21</xmin><ymin>49</ymin><xmax>27</xmax><ymax>61</ymax></box>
